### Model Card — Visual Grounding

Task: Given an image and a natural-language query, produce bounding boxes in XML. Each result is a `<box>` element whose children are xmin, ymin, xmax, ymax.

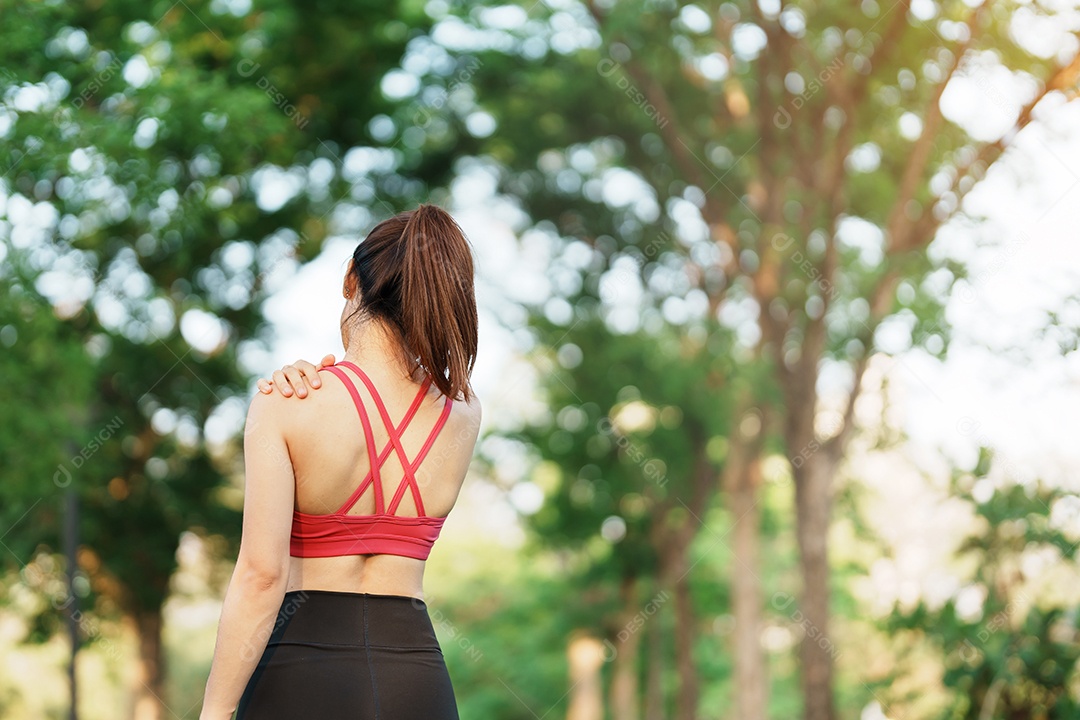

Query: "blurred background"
<box><xmin>2</xmin><ymin>0</ymin><xmax>1080</xmax><ymax>719</ymax></box>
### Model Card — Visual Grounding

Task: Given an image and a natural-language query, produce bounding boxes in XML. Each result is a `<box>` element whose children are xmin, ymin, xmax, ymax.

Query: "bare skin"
<box><xmin>255</xmin><ymin>265</ymin><xmax>482</xmax><ymax>601</ymax></box>
<box><xmin>202</xmin><ymin>263</ymin><xmax>481</xmax><ymax>719</ymax></box>
<box><xmin>256</xmin><ymin>354</ymin><xmax>337</xmax><ymax>399</ymax></box>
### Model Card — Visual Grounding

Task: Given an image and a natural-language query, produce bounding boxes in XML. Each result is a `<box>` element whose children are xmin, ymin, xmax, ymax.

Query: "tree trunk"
<box><xmin>647</xmin><ymin>439</ymin><xmax>711</xmax><ymax>720</ymax></box>
<box><xmin>729</xmin><ymin>452</ymin><xmax>768</xmax><ymax>720</ymax></box>
<box><xmin>643</xmin><ymin>598</ymin><xmax>664</xmax><ymax>720</ymax></box>
<box><xmin>131</xmin><ymin>609</ymin><xmax>166</xmax><ymax>720</ymax></box>
<box><xmin>671</xmin><ymin>547</ymin><xmax>699</xmax><ymax>720</ymax></box>
<box><xmin>609</xmin><ymin>575</ymin><xmax>641</xmax><ymax>720</ymax></box>
<box><xmin>793</xmin><ymin>455</ymin><xmax>837</xmax><ymax>720</ymax></box>
<box><xmin>566</xmin><ymin>633</ymin><xmax>606</xmax><ymax>720</ymax></box>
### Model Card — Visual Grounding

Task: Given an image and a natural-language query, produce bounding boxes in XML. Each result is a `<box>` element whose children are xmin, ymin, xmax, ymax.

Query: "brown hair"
<box><xmin>345</xmin><ymin>203</ymin><xmax>478</xmax><ymax>403</ymax></box>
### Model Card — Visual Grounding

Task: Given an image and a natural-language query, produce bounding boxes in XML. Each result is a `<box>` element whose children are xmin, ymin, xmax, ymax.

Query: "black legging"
<box><xmin>235</xmin><ymin>590</ymin><xmax>460</xmax><ymax>719</ymax></box>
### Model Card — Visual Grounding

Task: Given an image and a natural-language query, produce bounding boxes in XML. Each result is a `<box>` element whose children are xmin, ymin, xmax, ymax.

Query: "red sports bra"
<box><xmin>290</xmin><ymin>360</ymin><xmax>453</xmax><ymax>561</ymax></box>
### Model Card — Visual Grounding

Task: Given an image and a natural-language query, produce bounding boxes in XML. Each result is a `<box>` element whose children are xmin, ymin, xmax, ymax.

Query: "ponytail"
<box><xmin>348</xmin><ymin>203</ymin><xmax>478</xmax><ymax>402</ymax></box>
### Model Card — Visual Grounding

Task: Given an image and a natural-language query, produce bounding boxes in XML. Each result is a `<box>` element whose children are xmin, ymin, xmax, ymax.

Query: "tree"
<box><xmin>0</xmin><ymin>0</ymin><xmax>463</xmax><ymax>715</ymax></box>
<box><xmin>884</xmin><ymin>452</ymin><xmax>1080</xmax><ymax>719</ymax></box>
<box><xmin>445</xmin><ymin>1</ymin><xmax>1080</xmax><ymax>716</ymax></box>
<box><xmin>501</xmin><ymin>316</ymin><xmax>765</xmax><ymax>718</ymax></box>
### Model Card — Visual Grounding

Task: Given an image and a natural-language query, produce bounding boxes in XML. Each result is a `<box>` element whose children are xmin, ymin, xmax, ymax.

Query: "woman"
<box><xmin>200</xmin><ymin>204</ymin><xmax>482</xmax><ymax>719</ymax></box>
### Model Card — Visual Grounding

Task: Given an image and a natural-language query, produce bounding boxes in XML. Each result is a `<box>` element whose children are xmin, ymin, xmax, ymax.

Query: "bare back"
<box><xmin>278</xmin><ymin>360</ymin><xmax>481</xmax><ymax>599</ymax></box>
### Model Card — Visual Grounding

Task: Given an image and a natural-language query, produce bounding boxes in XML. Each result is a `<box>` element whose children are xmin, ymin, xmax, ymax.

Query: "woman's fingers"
<box><xmin>271</xmin><ymin>368</ymin><xmax>293</xmax><ymax>397</ymax></box>
<box><xmin>283</xmin><ymin>364</ymin><xmax>309</xmax><ymax>398</ymax></box>
<box><xmin>293</xmin><ymin>359</ymin><xmax>322</xmax><ymax>389</ymax></box>
<box><xmin>259</xmin><ymin>356</ymin><xmax>336</xmax><ymax>398</ymax></box>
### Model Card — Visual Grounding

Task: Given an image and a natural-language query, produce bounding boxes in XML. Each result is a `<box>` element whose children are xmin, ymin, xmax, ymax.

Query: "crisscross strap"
<box><xmin>322</xmin><ymin>366</ymin><xmax>386</xmax><ymax>514</ymax></box>
<box><xmin>338</xmin><ymin>360</ymin><xmax>454</xmax><ymax>516</ymax></box>
<box><xmin>331</xmin><ymin>372</ymin><xmax>434</xmax><ymax>515</ymax></box>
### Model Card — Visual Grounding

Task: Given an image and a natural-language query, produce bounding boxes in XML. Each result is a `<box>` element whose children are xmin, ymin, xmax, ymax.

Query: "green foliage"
<box><xmin>0</xmin><ymin>279</ymin><xmax>93</xmax><ymax>534</ymax></box>
<box><xmin>882</xmin><ymin>462</ymin><xmax>1080</xmax><ymax>719</ymax></box>
<box><xmin>441</xmin><ymin>573</ymin><xmax>593</xmax><ymax>719</ymax></box>
<box><xmin>3</xmin><ymin>0</ymin><xmax>1076</xmax><ymax>716</ymax></box>
<box><xmin>505</xmin><ymin>315</ymin><xmax>733</xmax><ymax>569</ymax></box>
<box><xmin>0</xmin><ymin>0</ymin><xmax>458</xmax><ymax>631</ymax></box>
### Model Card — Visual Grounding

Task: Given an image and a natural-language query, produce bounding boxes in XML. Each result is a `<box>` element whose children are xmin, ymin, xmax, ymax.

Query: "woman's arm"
<box><xmin>200</xmin><ymin>392</ymin><xmax>296</xmax><ymax>720</ymax></box>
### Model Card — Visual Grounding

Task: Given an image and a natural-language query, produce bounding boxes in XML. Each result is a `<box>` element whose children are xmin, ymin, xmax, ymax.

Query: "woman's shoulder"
<box><xmin>246</xmin><ymin>378</ymin><xmax>338</xmax><ymax>431</ymax></box>
<box><xmin>448</xmin><ymin>381</ymin><xmax>481</xmax><ymax>417</ymax></box>
<box><xmin>448</xmin><ymin>384</ymin><xmax>482</xmax><ymax>440</ymax></box>
<box><xmin>244</xmin><ymin>387</ymin><xmax>291</xmax><ymax>437</ymax></box>
<box><xmin>463</xmin><ymin>382</ymin><xmax>482</xmax><ymax>408</ymax></box>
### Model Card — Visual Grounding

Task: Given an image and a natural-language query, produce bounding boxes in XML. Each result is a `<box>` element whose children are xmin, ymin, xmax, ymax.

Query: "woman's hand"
<box><xmin>257</xmin><ymin>354</ymin><xmax>336</xmax><ymax>398</ymax></box>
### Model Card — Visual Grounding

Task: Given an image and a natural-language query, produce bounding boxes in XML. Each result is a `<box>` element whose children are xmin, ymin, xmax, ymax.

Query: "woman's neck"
<box><xmin>343</xmin><ymin>320</ymin><xmax>421</xmax><ymax>382</ymax></box>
